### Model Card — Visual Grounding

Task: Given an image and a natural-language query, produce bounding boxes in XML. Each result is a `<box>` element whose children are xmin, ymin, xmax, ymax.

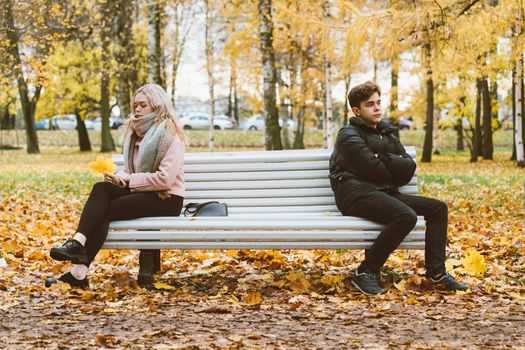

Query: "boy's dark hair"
<box><xmin>347</xmin><ymin>81</ymin><xmax>381</xmax><ymax>108</ymax></box>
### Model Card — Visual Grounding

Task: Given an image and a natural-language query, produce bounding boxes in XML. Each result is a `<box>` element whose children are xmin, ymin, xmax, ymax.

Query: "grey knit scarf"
<box><xmin>122</xmin><ymin>113</ymin><xmax>175</xmax><ymax>198</ymax></box>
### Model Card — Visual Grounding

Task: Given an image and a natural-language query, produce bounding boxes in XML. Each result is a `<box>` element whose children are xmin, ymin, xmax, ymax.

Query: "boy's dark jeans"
<box><xmin>344</xmin><ymin>189</ymin><xmax>448</xmax><ymax>277</ymax></box>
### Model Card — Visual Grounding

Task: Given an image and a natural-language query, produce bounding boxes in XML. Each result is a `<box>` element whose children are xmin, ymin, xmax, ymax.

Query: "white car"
<box><xmin>242</xmin><ymin>114</ymin><xmax>296</xmax><ymax>131</ymax></box>
<box><xmin>179</xmin><ymin>115</ymin><xmax>235</xmax><ymax>130</ymax></box>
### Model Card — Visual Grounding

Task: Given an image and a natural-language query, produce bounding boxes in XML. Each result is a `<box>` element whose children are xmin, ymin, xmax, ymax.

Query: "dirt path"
<box><xmin>2</xmin><ymin>284</ymin><xmax>523</xmax><ymax>349</ymax></box>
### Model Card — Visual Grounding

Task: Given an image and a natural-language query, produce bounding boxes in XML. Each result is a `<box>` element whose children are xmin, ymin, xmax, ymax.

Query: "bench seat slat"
<box><xmin>185</xmin><ymin>187</ymin><xmax>419</xmax><ymax>199</ymax></box>
<box><xmin>108</xmin><ymin>217</ymin><xmax>426</xmax><ymax>230</ymax></box>
<box><xmin>185</xmin><ymin>178</ymin><xmax>418</xmax><ymax>190</ymax></box>
<box><xmin>228</xmin><ymin>205</ymin><xmax>340</xmax><ymax>214</ymax></box>
<box><xmin>181</xmin><ymin>190</ymin><xmax>418</xmax><ymax>206</ymax></box>
<box><xmin>185</xmin><ymin>161</ymin><xmax>329</xmax><ymax>173</ymax></box>
<box><xmin>102</xmin><ymin>241</ymin><xmax>425</xmax><ymax>250</ymax></box>
<box><xmin>106</xmin><ymin>231</ymin><xmax>424</xmax><ymax>241</ymax></box>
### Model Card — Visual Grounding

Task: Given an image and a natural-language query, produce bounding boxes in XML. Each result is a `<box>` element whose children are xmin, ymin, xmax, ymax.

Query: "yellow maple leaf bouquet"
<box><xmin>89</xmin><ymin>156</ymin><xmax>117</xmax><ymax>174</ymax></box>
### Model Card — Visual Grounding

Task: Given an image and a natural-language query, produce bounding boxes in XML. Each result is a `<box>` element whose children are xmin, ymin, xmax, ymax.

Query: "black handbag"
<box><xmin>183</xmin><ymin>201</ymin><xmax>228</xmax><ymax>217</ymax></box>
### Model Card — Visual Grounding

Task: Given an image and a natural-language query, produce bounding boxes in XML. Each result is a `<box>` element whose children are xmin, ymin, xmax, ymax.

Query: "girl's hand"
<box><xmin>103</xmin><ymin>173</ymin><xmax>121</xmax><ymax>186</ymax></box>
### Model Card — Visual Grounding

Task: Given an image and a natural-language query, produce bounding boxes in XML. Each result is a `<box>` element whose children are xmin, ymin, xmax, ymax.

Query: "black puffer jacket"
<box><xmin>329</xmin><ymin>117</ymin><xmax>416</xmax><ymax>213</ymax></box>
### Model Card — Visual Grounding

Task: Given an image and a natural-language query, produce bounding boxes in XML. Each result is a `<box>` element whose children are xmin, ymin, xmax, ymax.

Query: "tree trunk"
<box><xmin>324</xmin><ymin>55</ymin><xmax>333</xmax><ymax>148</ymax></box>
<box><xmin>390</xmin><ymin>56</ymin><xmax>400</xmax><ymax>138</ymax></box>
<box><xmin>343</xmin><ymin>76</ymin><xmax>351</xmax><ymax>125</ymax></box>
<box><xmin>511</xmin><ymin>66</ymin><xmax>517</xmax><ymax>160</ymax></box>
<box><xmin>75</xmin><ymin>113</ymin><xmax>92</xmax><ymax>152</ymax></box>
<box><xmin>114</xmin><ymin>0</ymin><xmax>135</xmax><ymax>120</ymax></box>
<box><xmin>456</xmin><ymin>96</ymin><xmax>465</xmax><ymax>152</ymax></box>
<box><xmin>100</xmin><ymin>2</ymin><xmax>115</xmax><ymax>153</ymax></box>
<box><xmin>279</xmin><ymin>79</ymin><xmax>291</xmax><ymax>149</ymax></box>
<box><xmin>3</xmin><ymin>0</ymin><xmax>40</xmax><ymax>153</ymax></box>
<box><xmin>205</xmin><ymin>0</ymin><xmax>215</xmax><ymax>152</ymax></box>
<box><xmin>293</xmin><ymin>58</ymin><xmax>307</xmax><ymax>149</ymax></box>
<box><xmin>257</xmin><ymin>0</ymin><xmax>282</xmax><ymax>150</ymax></box>
<box><xmin>481</xmin><ymin>78</ymin><xmax>493</xmax><ymax>159</ymax></box>
<box><xmin>473</xmin><ymin>79</ymin><xmax>483</xmax><ymax>161</ymax></box>
<box><xmin>516</xmin><ymin>53</ymin><xmax>524</xmax><ymax>167</ymax></box>
<box><xmin>421</xmin><ymin>42</ymin><xmax>433</xmax><ymax>163</ymax></box>
<box><xmin>293</xmin><ymin>107</ymin><xmax>305</xmax><ymax>149</ymax></box>
<box><xmin>233</xmin><ymin>73</ymin><xmax>239</xmax><ymax>123</ymax></box>
<box><xmin>432</xmin><ymin>104</ymin><xmax>440</xmax><ymax>155</ymax></box>
<box><xmin>147</xmin><ymin>0</ymin><xmax>163</xmax><ymax>86</ymax></box>
<box><xmin>456</xmin><ymin>118</ymin><xmax>464</xmax><ymax>151</ymax></box>
<box><xmin>227</xmin><ymin>66</ymin><xmax>233</xmax><ymax>118</ymax></box>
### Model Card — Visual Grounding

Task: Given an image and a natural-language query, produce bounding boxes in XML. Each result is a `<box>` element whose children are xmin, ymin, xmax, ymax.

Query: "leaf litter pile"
<box><xmin>0</xmin><ymin>151</ymin><xmax>524</xmax><ymax>349</ymax></box>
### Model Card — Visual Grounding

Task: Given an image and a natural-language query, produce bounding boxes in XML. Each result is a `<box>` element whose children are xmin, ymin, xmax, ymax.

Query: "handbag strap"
<box><xmin>183</xmin><ymin>201</ymin><xmax>220</xmax><ymax>217</ymax></box>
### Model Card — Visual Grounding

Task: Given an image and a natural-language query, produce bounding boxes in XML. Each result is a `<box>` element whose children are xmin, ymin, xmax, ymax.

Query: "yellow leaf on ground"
<box><xmin>244</xmin><ymin>291</ymin><xmax>263</xmax><ymax>304</ymax></box>
<box><xmin>320</xmin><ymin>274</ymin><xmax>345</xmax><ymax>286</ymax></box>
<box><xmin>462</xmin><ymin>248</ymin><xmax>488</xmax><ymax>276</ymax></box>
<box><xmin>89</xmin><ymin>156</ymin><xmax>116</xmax><ymax>174</ymax></box>
<box><xmin>153</xmin><ymin>282</ymin><xmax>175</xmax><ymax>290</ymax></box>
<box><xmin>286</xmin><ymin>272</ymin><xmax>310</xmax><ymax>293</ymax></box>
<box><xmin>394</xmin><ymin>279</ymin><xmax>407</xmax><ymax>292</ymax></box>
<box><xmin>225</xmin><ymin>250</ymin><xmax>238</xmax><ymax>258</ymax></box>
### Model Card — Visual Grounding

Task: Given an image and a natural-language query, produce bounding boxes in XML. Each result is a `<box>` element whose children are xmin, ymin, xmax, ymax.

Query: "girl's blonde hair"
<box><xmin>126</xmin><ymin>84</ymin><xmax>187</xmax><ymax>144</ymax></box>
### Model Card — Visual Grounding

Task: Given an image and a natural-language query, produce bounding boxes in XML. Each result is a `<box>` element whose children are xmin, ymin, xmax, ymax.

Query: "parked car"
<box><xmin>385</xmin><ymin>116</ymin><xmax>413</xmax><ymax>130</ymax></box>
<box><xmin>35</xmin><ymin>118</ymin><xmax>51</xmax><ymax>130</ymax></box>
<box><xmin>49</xmin><ymin>114</ymin><xmax>96</xmax><ymax>130</ymax></box>
<box><xmin>92</xmin><ymin>117</ymin><xmax>125</xmax><ymax>131</ymax></box>
<box><xmin>242</xmin><ymin>114</ymin><xmax>296</xmax><ymax>131</ymax></box>
<box><xmin>53</xmin><ymin>115</ymin><xmax>77</xmax><ymax>130</ymax></box>
<box><xmin>179</xmin><ymin>114</ymin><xmax>236</xmax><ymax>130</ymax></box>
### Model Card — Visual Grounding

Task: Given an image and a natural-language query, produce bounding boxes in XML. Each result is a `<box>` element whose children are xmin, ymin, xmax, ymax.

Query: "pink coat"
<box><xmin>116</xmin><ymin>135</ymin><xmax>185</xmax><ymax>197</ymax></box>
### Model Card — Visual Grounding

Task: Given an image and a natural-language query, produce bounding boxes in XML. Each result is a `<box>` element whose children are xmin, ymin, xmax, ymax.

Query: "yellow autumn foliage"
<box><xmin>89</xmin><ymin>156</ymin><xmax>116</xmax><ymax>174</ymax></box>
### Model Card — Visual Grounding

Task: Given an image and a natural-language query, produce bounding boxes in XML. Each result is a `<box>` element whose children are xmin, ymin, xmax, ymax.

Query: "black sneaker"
<box><xmin>351</xmin><ymin>269</ymin><xmax>384</xmax><ymax>296</ymax></box>
<box><xmin>50</xmin><ymin>239</ymin><xmax>88</xmax><ymax>265</ymax></box>
<box><xmin>431</xmin><ymin>272</ymin><xmax>468</xmax><ymax>292</ymax></box>
<box><xmin>45</xmin><ymin>272</ymin><xmax>89</xmax><ymax>289</ymax></box>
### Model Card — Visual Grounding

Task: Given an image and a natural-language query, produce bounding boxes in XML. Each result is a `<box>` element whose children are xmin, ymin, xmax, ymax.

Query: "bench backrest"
<box><xmin>113</xmin><ymin>147</ymin><xmax>417</xmax><ymax>216</ymax></box>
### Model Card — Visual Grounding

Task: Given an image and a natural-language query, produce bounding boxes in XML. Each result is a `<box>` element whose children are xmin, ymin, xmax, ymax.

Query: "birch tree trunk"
<box><xmin>205</xmin><ymin>0</ymin><xmax>215</xmax><ymax>152</ymax></box>
<box><xmin>515</xmin><ymin>54</ymin><xmax>524</xmax><ymax>167</ymax></box>
<box><xmin>257</xmin><ymin>0</ymin><xmax>282</xmax><ymax>150</ymax></box>
<box><xmin>511</xmin><ymin>66</ymin><xmax>517</xmax><ymax>161</ymax></box>
<box><xmin>324</xmin><ymin>57</ymin><xmax>333</xmax><ymax>148</ymax></box>
<box><xmin>323</xmin><ymin>2</ymin><xmax>333</xmax><ymax>149</ymax></box>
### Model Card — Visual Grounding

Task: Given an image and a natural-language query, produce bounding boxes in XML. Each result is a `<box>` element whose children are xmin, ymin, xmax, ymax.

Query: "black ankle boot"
<box><xmin>45</xmin><ymin>272</ymin><xmax>89</xmax><ymax>289</ymax></box>
<box><xmin>50</xmin><ymin>239</ymin><xmax>88</xmax><ymax>265</ymax></box>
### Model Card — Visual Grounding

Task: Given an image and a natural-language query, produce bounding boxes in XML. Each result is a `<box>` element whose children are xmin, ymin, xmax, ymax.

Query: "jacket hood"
<box><xmin>349</xmin><ymin>117</ymin><xmax>398</xmax><ymax>134</ymax></box>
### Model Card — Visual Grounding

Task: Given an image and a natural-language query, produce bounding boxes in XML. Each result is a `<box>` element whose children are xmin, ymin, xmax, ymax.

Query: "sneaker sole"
<box><xmin>350</xmin><ymin>279</ymin><xmax>383</xmax><ymax>296</ymax></box>
<box><xmin>50</xmin><ymin>249</ymin><xmax>88</xmax><ymax>265</ymax></box>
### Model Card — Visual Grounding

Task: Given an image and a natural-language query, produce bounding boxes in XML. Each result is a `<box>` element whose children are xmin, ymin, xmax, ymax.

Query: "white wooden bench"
<box><xmin>108</xmin><ymin>147</ymin><xmax>424</xmax><ymax>286</ymax></box>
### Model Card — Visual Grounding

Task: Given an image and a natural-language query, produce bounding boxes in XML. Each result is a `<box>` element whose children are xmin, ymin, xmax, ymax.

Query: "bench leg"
<box><xmin>138</xmin><ymin>249</ymin><xmax>157</xmax><ymax>288</ymax></box>
<box><xmin>154</xmin><ymin>249</ymin><xmax>161</xmax><ymax>273</ymax></box>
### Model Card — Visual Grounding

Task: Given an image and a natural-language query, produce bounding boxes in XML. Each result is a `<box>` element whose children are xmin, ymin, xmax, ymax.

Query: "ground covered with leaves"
<box><xmin>0</xmin><ymin>146</ymin><xmax>524</xmax><ymax>349</ymax></box>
